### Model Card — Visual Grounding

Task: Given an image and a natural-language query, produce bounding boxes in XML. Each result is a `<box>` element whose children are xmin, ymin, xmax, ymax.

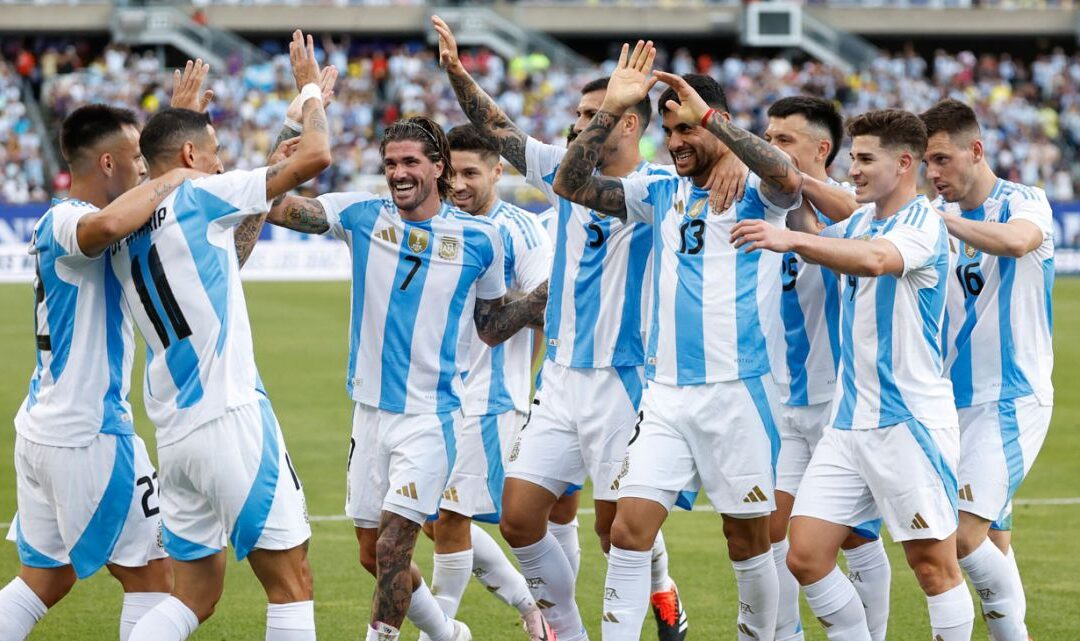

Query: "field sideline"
<box><xmin>1</xmin><ymin>279</ymin><xmax>1078</xmax><ymax>640</ymax></box>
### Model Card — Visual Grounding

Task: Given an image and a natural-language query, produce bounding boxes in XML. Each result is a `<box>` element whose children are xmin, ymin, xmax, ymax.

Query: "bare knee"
<box><xmin>249</xmin><ymin>544</ymin><xmax>315</xmax><ymax>604</ymax></box>
<box><xmin>785</xmin><ymin>541</ymin><xmax>832</xmax><ymax>585</ymax></box>
<box><xmin>108</xmin><ymin>558</ymin><xmax>173</xmax><ymax>594</ymax></box>
<box><xmin>608</xmin><ymin>516</ymin><xmax>656</xmax><ymax>552</ymax></box>
<box><xmin>905</xmin><ymin>540</ymin><xmax>964</xmax><ymax>595</ymax></box>
<box><xmin>723</xmin><ymin>516</ymin><xmax>771</xmax><ymax>561</ymax></box>
<box><xmin>955</xmin><ymin>515</ymin><xmax>991</xmax><ymax>559</ymax></box>
<box><xmin>19</xmin><ymin>566</ymin><xmax>77</xmax><ymax>608</ymax></box>
<box><xmin>500</xmin><ymin>508</ymin><xmax>544</xmax><ymax>549</ymax></box>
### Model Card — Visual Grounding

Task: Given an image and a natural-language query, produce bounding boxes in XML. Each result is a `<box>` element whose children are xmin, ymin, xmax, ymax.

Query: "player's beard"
<box><xmin>391</xmin><ymin>178</ymin><xmax>432</xmax><ymax>212</ymax></box>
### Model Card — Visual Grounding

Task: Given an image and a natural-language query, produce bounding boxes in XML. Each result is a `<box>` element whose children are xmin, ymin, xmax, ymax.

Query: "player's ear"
<box><xmin>182</xmin><ymin>141</ymin><xmax>198</xmax><ymax>169</ymax></box>
<box><xmin>492</xmin><ymin>161</ymin><xmax>503</xmax><ymax>181</ymax></box>
<box><xmin>971</xmin><ymin>138</ymin><xmax>984</xmax><ymax>164</ymax></box>
<box><xmin>897</xmin><ymin>150</ymin><xmax>914</xmax><ymax>173</ymax></box>
<box><xmin>433</xmin><ymin>158</ymin><xmax>445</xmax><ymax>180</ymax></box>
<box><xmin>99</xmin><ymin>151</ymin><xmax>114</xmax><ymax>177</ymax></box>
<box><xmin>818</xmin><ymin>139</ymin><xmax>831</xmax><ymax>164</ymax></box>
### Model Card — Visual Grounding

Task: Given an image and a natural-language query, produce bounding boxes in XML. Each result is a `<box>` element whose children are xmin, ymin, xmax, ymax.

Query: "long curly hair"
<box><xmin>380</xmin><ymin>116</ymin><xmax>454</xmax><ymax>200</ymax></box>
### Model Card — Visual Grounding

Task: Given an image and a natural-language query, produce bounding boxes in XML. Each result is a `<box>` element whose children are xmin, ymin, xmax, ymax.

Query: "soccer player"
<box><xmin>555</xmin><ymin>45</ymin><xmax>804</xmax><ymax>640</ymax></box>
<box><xmin>117</xmin><ymin>31</ymin><xmax>333</xmax><ymax>641</ymax></box>
<box><xmin>433</xmin><ymin>17</ymin><xmax>701</xmax><ymax>641</ymax></box>
<box><xmin>922</xmin><ymin>98</ymin><xmax>1054</xmax><ymax>641</ymax></box>
<box><xmin>0</xmin><ymin>106</ymin><xmax>201</xmax><ymax>641</ymax></box>
<box><xmin>762</xmin><ymin>96</ymin><xmax>891</xmax><ymax>641</ymax></box>
<box><xmin>732</xmin><ymin>109</ymin><xmax>975</xmax><ymax>641</ymax></box>
<box><xmin>265</xmin><ymin>113</ymin><xmax>547</xmax><ymax>641</ymax></box>
<box><xmin>419</xmin><ymin>123</ymin><xmax>555</xmax><ymax>640</ymax></box>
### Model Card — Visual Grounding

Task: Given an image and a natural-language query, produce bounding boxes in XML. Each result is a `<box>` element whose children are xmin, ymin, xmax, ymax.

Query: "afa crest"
<box><xmin>408</xmin><ymin>228</ymin><xmax>430</xmax><ymax>254</ymax></box>
<box><xmin>964</xmin><ymin>243</ymin><xmax>978</xmax><ymax>259</ymax></box>
<box><xmin>438</xmin><ymin>236</ymin><xmax>460</xmax><ymax>260</ymax></box>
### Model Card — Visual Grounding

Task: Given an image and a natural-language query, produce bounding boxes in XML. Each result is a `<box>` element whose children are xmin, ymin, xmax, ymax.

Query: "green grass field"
<box><xmin>1</xmin><ymin>279</ymin><xmax>1078</xmax><ymax>640</ymax></box>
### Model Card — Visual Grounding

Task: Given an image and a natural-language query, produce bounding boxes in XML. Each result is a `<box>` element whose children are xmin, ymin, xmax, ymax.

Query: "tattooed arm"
<box><xmin>233</xmin><ymin>126</ymin><xmax>302</xmax><ymax>266</ymax></box>
<box><xmin>432</xmin><ymin>15</ymin><xmax>529</xmax><ymax>173</ymax></box>
<box><xmin>552</xmin><ymin>110</ymin><xmax>628</xmax><ymax>217</ymax></box>
<box><xmin>76</xmin><ymin>168</ymin><xmax>202</xmax><ymax>257</ymax></box>
<box><xmin>266</xmin><ymin>195</ymin><xmax>330</xmax><ymax>235</ymax></box>
<box><xmin>474</xmin><ymin>281</ymin><xmax>549</xmax><ymax>347</ymax></box>
<box><xmin>654</xmin><ymin>71</ymin><xmax>802</xmax><ymax>209</ymax></box>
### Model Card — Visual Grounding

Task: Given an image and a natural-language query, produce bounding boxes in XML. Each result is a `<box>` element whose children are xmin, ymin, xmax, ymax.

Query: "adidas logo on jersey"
<box><xmin>443</xmin><ymin>487</ymin><xmax>460</xmax><ymax>502</ymax></box>
<box><xmin>910</xmin><ymin>513</ymin><xmax>930</xmax><ymax>530</ymax></box>
<box><xmin>395</xmin><ymin>482</ymin><xmax>418</xmax><ymax>500</ymax></box>
<box><xmin>375</xmin><ymin>227</ymin><xmax>399</xmax><ymax>244</ymax></box>
<box><xmin>743</xmin><ymin>486</ymin><xmax>768</xmax><ymax>503</ymax></box>
<box><xmin>959</xmin><ymin>484</ymin><xmax>975</xmax><ymax>502</ymax></box>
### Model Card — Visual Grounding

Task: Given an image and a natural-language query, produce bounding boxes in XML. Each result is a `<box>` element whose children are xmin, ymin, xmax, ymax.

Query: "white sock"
<box><xmin>432</xmin><ymin>549</ymin><xmax>473</xmax><ymax>619</ymax></box>
<box><xmin>511</xmin><ymin>533</ymin><xmax>586</xmax><ymax>641</ymax></box>
<box><xmin>0</xmin><ymin>577</ymin><xmax>47</xmax><ymax>641</ymax></box>
<box><xmin>120</xmin><ymin>592</ymin><xmax>169</xmax><ymax>641</ymax></box>
<box><xmin>842</xmin><ymin>539</ymin><xmax>891</xmax><ymax>641</ymax></box>
<box><xmin>365</xmin><ymin>621</ymin><xmax>400</xmax><ymax>641</ymax></box>
<box><xmin>959</xmin><ymin>538</ymin><xmax>1026</xmax><ymax>641</ymax></box>
<box><xmin>649</xmin><ymin>529</ymin><xmax>672</xmax><ymax>594</ymax></box>
<box><xmin>406</xmin><ymin>580</ymin><xmax>455</xmax><ymax>641</ymax></box>
<box><xmin>732</xmin><ymin>550</ymin><xmax>780</xmax><ymax>641</ymax></box>
<box><xmin>1005</xmin><ymin>546</ymin><xmax>1027</xmax><ymax>620</ymax></box>
<box><xmin>803</xmin><ymin>566</ymin><xmax>871</xmax><ymax>641</ymax></box>
<box><xmin>548</xmin><ymin>519</ymin><xmax>581</xmax><ymax>580</ymax></box>
<box><xmin>266</xmin><ymin>600</ymin><xmax>316</xmax><ymax>641</ymax></box>
<box><xmin>772</xmin><ymin>541</ymin><xmax>804</xmax><ymax>641</ymax></box>
<box><xmin>128</xmin><ymin>595</ymin><xmax>199</xmax><ymax>641</ymax></box>
<box><xmin>926</xmin><ymin>582</ymin><xmax>974</xmax><ymax>641</ymax></box>
<box><xmin>600</xmin><ymin>546</ymin><xmax>652</xmax><ymax>641</ymax></box>
<box><xmin>470</xmin><ymin>524</ymin><xmax>535</xmax><ymax>614</ymax></box>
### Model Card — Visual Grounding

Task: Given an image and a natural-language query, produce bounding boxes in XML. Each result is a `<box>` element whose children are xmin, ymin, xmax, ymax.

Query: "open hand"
<box><xmin>289</xmin><ymin>29</ymin><xmax>321</xmax><ymax>89</ymax></box>
<box><xmin>170</xmin><ymin>59</ymin><xmax>213</xmax><ymax>112</ymax></box>
<box><xmin>653</xmin><ymin>70</ymin><xmax>711</xmax><ymax>128</ymax></box>
<box><xmin>286</xmin><ymin>65</ymin><xmax>338</xmax><ymax>122</ymax></box>
<box><xmin>432</xmin><ymin>15</ymin><xmax>465</xmax><ymax>75</ymax></box>
<box><xmin>601</xmin><ymin>40</ymin><xmax>658</xmax><ymax>113</ymax></box>
<box><xmin>269</xmin><ymin>138</ymin><xmax>302</xmax><ymax>165</ymax></box>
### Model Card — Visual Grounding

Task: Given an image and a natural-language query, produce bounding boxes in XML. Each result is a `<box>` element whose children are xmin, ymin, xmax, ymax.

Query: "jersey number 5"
<box><xmin>131</xmin><ymin>244</ymin><xmax>192</xmax><ymax>347</ymax></box>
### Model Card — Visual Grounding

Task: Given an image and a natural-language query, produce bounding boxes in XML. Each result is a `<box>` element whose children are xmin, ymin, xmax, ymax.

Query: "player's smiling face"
<box><xmin>450</xmin><ymin>149</ymin><xmax>501</xmax><ymax>216</ymax></box>
<box><xmin>849</xmin><ymin>135</ymin><xmax>905</xmax><ymax>204</ymax></box>
<box><xmin>662</xmin><ymin>109</ymin><xmax>722</xmax><ymax>180</ymax></box>
<box><xmin>383</xmin><ymin>140</ymin><xmax>443</xmax><ymax>213</ymax></box>
<box><xmin>924</xmin><ymin>131</ymin><xmax>978</xmax><ymax>204</ymax></box>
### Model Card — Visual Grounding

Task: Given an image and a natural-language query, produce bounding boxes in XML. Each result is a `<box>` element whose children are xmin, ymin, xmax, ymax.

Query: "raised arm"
<box><xmin>263</xmin><ymin>30</ymin><xmax>333</xmax><ymax>203</ymax></box>
<box><xmin>76</xmin><ymin>168</ymin><xmax>201</xmax><ymax>257</ymax></box>
<box><xmin>473</xmin><ymin>282</ymin><xmax>549</xmax><ymax>347</ymax></box>
<box><xmin>552</xmin><ymin>41</ymin><xmax>659</xmax><ymax>217</ymax></box>
<box><xmin>432</xmin><ymin>15</ymin><xmax>529</xmax><ymax>174</ymax></box>
<box><xmin>234</xmin><ymin>65</ymin><xmax>337</xmax><ymax>266</ymax></box>
<box><xmin>267</xmin><ymin>195</ymin><xmax>330</xmax><ymax>235</ymax></box>
<box><xmin>653</xmin><ymin>70</ymin><xmax>803</xmax><ymax>209</ymax></box>
<box><xmin>939</xmin><ymin>214</ymin><xmax>1043</xmax><ymax>258</ymax></box>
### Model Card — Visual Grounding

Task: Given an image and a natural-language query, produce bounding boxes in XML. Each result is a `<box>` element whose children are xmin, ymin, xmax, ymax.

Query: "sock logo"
<box><xmin>536</xmin><ymin>599</ymin><xmax>556</xmax><ymax>609</ymax></box>
<box><xmin>910</xmin><ymin>512</ymin><xmax>929</xmax><ymax>530</ymax></box>
<box><xmin>737</xmin><ymin>622</ymin><xmax>758</xmax><ymax>638</ymax></box>
<box><xmin>739</xmin><ymin>601</ymin><xmax>755</xmax><ymax>614</ymax></box>
<box><xmin>604</xmin><ymin>587</ymin><xmax>620</xmax><ymax>600</ymax></box>
<box><xmin>817</xmin><ymin>617</ymin><xmax>833</xmax><ymax>629</ymax></box>
<box><xmin>602</xmin><ymin>612</ymin><xmax>620</xmax><ymax>623</ymax></box>
<box><xmin>984</xmin><ymin>610</ymin><xmax>1007</xmax><ymax>620</ymax></box>
<box><xmin>977</xmin><ymin>588</ymin><xmax>996</xmax><ymax>600</ymax></box>
<box><xmin>848</xmin><ymin>570</ymin><xmax>862</xmax><ymax>583</ymax></box>
<box><xmin>526</xmin><ymin>577</ymin><xmax>547</xmax><ymax>588</ymax></box>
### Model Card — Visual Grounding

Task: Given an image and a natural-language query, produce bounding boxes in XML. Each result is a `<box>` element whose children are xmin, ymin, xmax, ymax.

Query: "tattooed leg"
<box><xmin>371</xmin><ymin>511</ymin><xmax>423</xmax><ymax>629</ymax></box>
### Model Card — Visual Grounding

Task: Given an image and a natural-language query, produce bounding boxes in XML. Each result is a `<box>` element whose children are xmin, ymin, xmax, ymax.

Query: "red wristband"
<box><xmin>700</xmin><ymin>108</ymin><xmax>716</xmax><ymax>128</ymax></box>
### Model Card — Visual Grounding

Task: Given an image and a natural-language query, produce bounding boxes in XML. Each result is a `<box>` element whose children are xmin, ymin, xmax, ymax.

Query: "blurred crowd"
<box><xmin>3</xmin><ymin>39</ymin><xmax>1080</xmax><ymax>206</ymax></box>
<box><xmin>0</xmin><ymin>60</ymin><xmax>48</xmax><ymax>204</ymax></box>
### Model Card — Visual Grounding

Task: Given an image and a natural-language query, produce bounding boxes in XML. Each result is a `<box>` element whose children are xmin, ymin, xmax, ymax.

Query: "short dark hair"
<box><xmin>447</xmin><ymin>124</ymin><xmax>500</xmax><ymax>165</ymax></box>
<box><xmin>139</xmin><ymin>108</ymin><xmax>213</xmax><ymax>166</ymax></box>
<box><xmin>846</xmin><ymin>109</ymin><xmax>927</xmax><ymax>157</ymax></box>
<box><xmin>920</xmin><ymin>99</ymin><xmax>981</xmax><ymax>140</ymax></box>
<box><xmin>580</xmin><ymin>76</ymin><xmax>652</xmax><ymax>132</ymax></box>
<box><xmin>658</xmin><ymin>73</ymin><xmax>728</xmax><ymax>119</ymax></box>
<box><xmin>381</xmin><ymin>116</ymin><xmax>454</xmax><ymax>200</ymax></box>
<box><xmin>767</xmin><ymin>96</ymin><xmax>844</xmax><ymax>167</ymax></box>
<box><xmin>59</xmin><ymin>104</ymin><xmax>139</xmax><ymax>167</ymax></box>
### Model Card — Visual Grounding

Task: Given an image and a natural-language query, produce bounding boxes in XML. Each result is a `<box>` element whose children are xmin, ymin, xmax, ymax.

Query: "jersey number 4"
<box><xmin>131</xmin><ymin>244</ymin><xmax>192</xmax><ymax>347</ymax></box>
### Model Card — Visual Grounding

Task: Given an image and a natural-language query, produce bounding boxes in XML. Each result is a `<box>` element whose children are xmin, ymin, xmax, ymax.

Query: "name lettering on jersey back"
<box><xmin>109</xmin><ymin>206</ymin><xmax>169</xmax><ymax>255</ymax></box>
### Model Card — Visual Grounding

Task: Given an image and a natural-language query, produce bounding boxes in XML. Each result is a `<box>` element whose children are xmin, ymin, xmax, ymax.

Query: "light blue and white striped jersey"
<box><xmin>537</xmin><ymin>207</ymin><xmax>556</xmax><ymax>237</ymax></box>
<box><xmin>109</xmin><ymin>169</ymin><xmax>271</xmax><ymax>445</ymax></box>
<box><xmin>461</xmin><ymin>201</ymin><xmax>552</xmax><ymax>416</ymax></box>
<box><xmin>525</xmin><ymin>137</ymin><xmax>670</xmax><ymax>369</ymax></box>
<box><xmin>16</xmin><ymin>199</ymin><xmax>136</xmax><ymax>447</ymax></box>
<box><xmin>620</xmin><ymin>172</ymin><xmax>796</xmax><ymax>385</ymax></box>
<box><xmin>936</xmin><ymin>179</ymin><xmax>1055</xmax><ymax>408</ymax></box>
<box><xmin>774</xmin><ymin>180</ymin><xmax>851</xmax><ymax>406</ymax></box>
<box><xmin>823</xmin><ymin>195</ymin><xmax>957</xmax><ymax>430</ymax></box>
<box><xmin>318</xmin><ymin>193</ymin><xmax>506</xmax><ymax>414</ymax></box>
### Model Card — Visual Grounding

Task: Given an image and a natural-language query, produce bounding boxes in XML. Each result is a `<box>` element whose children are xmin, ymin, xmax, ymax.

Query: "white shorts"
<box><xmin>957</xmin><ymin>395</ymin><xmax>1051</xmax><ymax>523</ymax></box>
<box><xmin>506</xmin><ymin>362</ymin><xmax>642</xmax><ymax>502</ymax></box>
<box><xmin>776</xmin><ymin>402</ymin><xmax>832</xmax><ymax>496</ymax></box>
<box><xmin>7</xmin><ymin>433</ymin><xmax>166</xmax><ymax>579</ymax></box>
<box><xmin>157</xmin><ymin>398</ymin><xmax>311</xmax><ymax>561</ymax></box>
<box><xmin>347</xmin><ymin>404</ymin><xmax>459</xmax><ymax>529</ymax></box>
<box><xmin>793</xmin><ymin>421</ymin><xmax>960</xmax><ymax>542</ymax></box>
<box><xmin>442</xmin><ymin>410</ymin><xmax>528</xmax><ymax>523</ymax></box>
<box><xmin>617</xmin><ymin>376</ymin><xmax>780</xmax><ymax>516</ymax></box>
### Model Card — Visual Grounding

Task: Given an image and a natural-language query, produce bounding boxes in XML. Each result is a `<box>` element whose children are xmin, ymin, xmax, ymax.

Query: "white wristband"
<box><xmin>283</xmin><ymin>117</ymin><xmax>302</xmax><ymax>133</ymax></box>
<box><xmin>298</xmin><ymin>82</ymin><xmax>321</xmax><ymax>107</ymax></box>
